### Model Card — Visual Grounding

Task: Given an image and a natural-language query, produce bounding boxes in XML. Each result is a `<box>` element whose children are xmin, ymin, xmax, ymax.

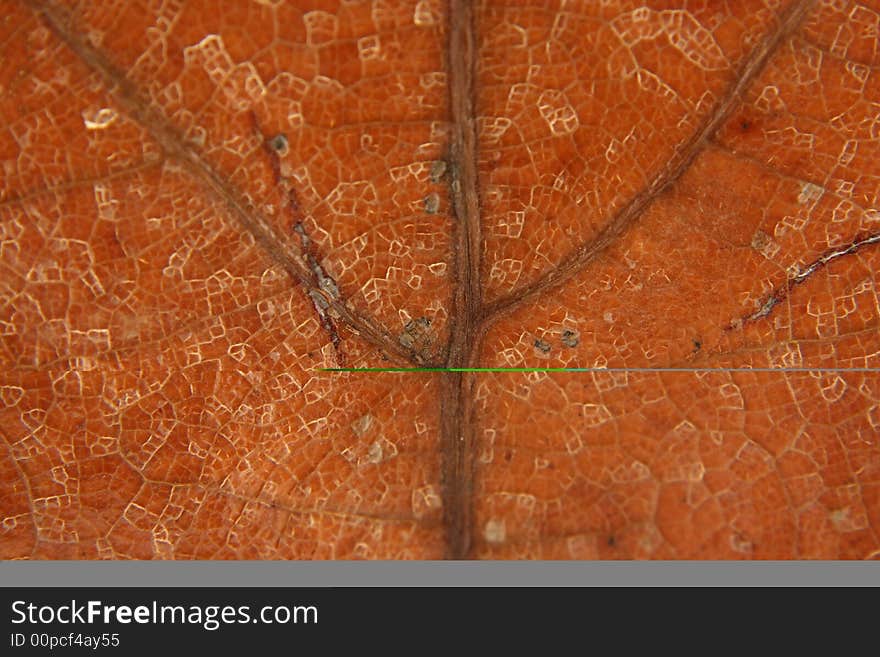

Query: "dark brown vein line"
<box><xmin>26</xmin><ymin>0</ymin><xmax>418</xmax><ymax>367</ymax></box>
<box><xmin>440</xmin><ymin>0</ymin><xmax>482</xmax><ymax>559</ymax></box>
<box><xmin>249</xmin><ymin>111</ymin><xmax>347</xmax><ymax>363</ymax></box>
<box><xmin>730</xmin><ymin>231</ymin><xmax>880</xmax><ymax>327</ymax></box>
<box><xmin>482</xmin><ymin>0</ymin><xmax>815</xmax><ymax>322</ymax></box>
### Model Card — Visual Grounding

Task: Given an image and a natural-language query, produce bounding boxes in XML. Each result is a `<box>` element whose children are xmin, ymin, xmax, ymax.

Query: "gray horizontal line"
<box><xmin>323</xmin><ymin>367</ymin><xmax>880</xmax><ymax>373</ymax></box>
<box><xmin>544</xmin><ymin>367</ymin><xmax>880</xmax><ymax>373</ymax></box>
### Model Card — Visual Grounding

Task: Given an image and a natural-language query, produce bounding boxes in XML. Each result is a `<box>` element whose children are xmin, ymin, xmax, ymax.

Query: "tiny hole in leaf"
<box><xmin>270</xmin><ymin>133</ymin><xmax>288</xmax><ymax>153</ymax></box>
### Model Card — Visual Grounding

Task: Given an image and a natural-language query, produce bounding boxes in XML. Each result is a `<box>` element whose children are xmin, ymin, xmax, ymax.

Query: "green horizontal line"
<box><xmin>321</xmin><ymin>367</ymin><xmax>880</xmax><ymax>373</ymax></box>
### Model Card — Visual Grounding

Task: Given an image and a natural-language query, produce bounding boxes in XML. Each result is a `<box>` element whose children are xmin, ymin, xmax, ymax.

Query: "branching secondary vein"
<box><xmin>26</xmin><ymin>0</ymin><xmax>418</xmax><ymax>366</ymax></box>
<box><xmin>482</xmin><ymin>0</ymin><xmax>816</xmax><ymax>323</ymax></box>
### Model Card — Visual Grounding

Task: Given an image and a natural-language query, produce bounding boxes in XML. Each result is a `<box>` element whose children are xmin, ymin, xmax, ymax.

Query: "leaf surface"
<box><xmin>1</xmin><ymin>0</ymin><xmax>878</xmax><ymax>559</ymax></box>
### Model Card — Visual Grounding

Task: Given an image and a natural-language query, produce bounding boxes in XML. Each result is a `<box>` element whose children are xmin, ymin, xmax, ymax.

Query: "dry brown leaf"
<box><xmin>1</xmin><ymin>0</ymin><xmax>878</xmax><ymax>559</ymax></box>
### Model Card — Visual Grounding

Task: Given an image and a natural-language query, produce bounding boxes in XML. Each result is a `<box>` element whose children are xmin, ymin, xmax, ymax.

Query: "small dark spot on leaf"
<box><xmin>270</xmin><ymin>133</ymin><xmax>288</xmax><ymax>152</ymax></box>
<box><xmin>504</xmin><ymin>450</ymin><xmax>513</xmax><ymax>462</ymax></box>
<box><xmin>607</xmin><ymin>535</ymin><xmax>616</xmax><ymax>547</ymax></box>
<box><xmin>751</xmin><ymin>229</ymin><xmax>772</xmax><ymax>251</ymax></box>
<box><xmin>430</xmin><ymin>160</ymin><xmax>447</xmax><ymax>183</ymax></box>
<box><xmin>424</xmin><ymin>193</ymin><xmax>440</xmax><ymax>214</ymax></box>
<box><xmin>740</xmin><ymin>119</ymin><xmax>751</xmax><ymax>131</ymax></box>
<box><xmin>406</xmin><ymin>317</ymin><xmax>431</xmax><ymax>331</ymax></box>
<box><xmin>399</xmin><ymin>316</ymin><xmax>433</xmax><ymax>351</ymax></box>
<box><xmin>533</xmin><ymin>339</ymin><xmax>551</xmax><ymax>354</ymax></box>
<box><xmin>560</xmin><ymin>328</ymin><xmax>580</xmax><ymax>348</ymax></box>
<box><xmin>692</xmin><ymin>339</ymin><xmax>702</xmax><ymax>352</ymax></box>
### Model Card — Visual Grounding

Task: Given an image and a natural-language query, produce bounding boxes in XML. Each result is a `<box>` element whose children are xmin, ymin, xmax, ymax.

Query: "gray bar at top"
<box><xmin>0</xmin><ymin>561</ymin><xmax>877</xmax><ymax>587</ymax></box>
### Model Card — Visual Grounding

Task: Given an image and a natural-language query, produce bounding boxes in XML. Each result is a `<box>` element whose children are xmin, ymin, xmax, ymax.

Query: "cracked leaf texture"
<box><xmin>1</xmin><ymin>0</ymin><xmax>879</xmax><ymax>559</ymax></box>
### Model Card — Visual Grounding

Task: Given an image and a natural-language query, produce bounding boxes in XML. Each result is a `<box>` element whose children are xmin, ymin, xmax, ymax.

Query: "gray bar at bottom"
<box><xmin>0</xmin><ymin>561</ymin><xmax>877</xmax><ymax>587</ymax></box>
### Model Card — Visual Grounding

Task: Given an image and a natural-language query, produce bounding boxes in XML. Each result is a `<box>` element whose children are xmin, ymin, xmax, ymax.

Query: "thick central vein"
<box><xmin>441</xmin><ymin>0</ymin><xmax>483</xmax><ymax>559</ymax></box>
<box><xmin>437</xmin><ymin>0</ymin><xmax>815</xmax><ymax>558</ymax></box>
